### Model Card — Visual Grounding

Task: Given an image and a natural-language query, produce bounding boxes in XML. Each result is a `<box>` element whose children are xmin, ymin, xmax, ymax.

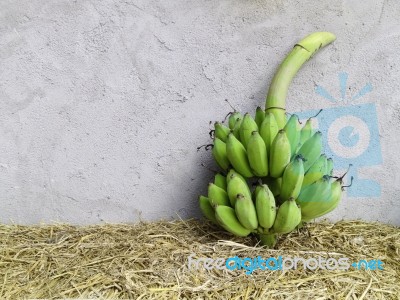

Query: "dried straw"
<box><xmin>0</xmin><ymin>219</ymin><xmax>399</xmax><ymax>299</ymax></box>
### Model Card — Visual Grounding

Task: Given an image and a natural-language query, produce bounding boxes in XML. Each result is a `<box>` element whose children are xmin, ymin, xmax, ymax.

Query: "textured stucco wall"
<box><xmin>0</xmin><ymin>0</ymin><xmax>399</xmax><ymax>225</ymax></box>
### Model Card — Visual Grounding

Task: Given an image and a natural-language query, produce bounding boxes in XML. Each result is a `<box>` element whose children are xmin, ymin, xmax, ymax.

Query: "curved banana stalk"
<box><xmin>265</xmin><ymin>32</ymin><xmax>336</xmax><ymax>128</ymax></box>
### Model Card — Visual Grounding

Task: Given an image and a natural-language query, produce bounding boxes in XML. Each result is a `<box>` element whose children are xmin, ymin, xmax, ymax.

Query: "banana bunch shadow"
<box><xmin>197</xmin><ymin>32</ymin><xmax>352</xmax><ymax>247</ymax></box>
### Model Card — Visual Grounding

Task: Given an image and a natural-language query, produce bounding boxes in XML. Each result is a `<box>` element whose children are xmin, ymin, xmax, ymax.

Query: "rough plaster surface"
<box><xmin>0</xmin><ymin>0</ymin><xmax>399</xmax><ymax>225</ymax></box>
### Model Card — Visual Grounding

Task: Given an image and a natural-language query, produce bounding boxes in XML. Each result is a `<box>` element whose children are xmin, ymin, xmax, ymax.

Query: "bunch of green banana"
<box><xmin>198</xmin><ymin>172</ymin><xmax>300</xmax><ymax>247</ymax></box>
<box><xmin>198</xmin><ymin>32</ymin><xmax>349</xmax><ymax>247</ymax></box>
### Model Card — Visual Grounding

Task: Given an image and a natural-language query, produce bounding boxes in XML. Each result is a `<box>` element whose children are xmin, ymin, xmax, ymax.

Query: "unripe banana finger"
<box><xmin>199</xmin><ymin>196</ymin><xmax>218</xmax><ymax>224</ymax></box>
<box><xmin>232</xmin><ymin>118</ymin><xmax>242</xmax><ymax>139</ymax></box>
<box><xmin>301</xmin><ymin>179</ymin><xmax>341</xmax><ymax>221</ymax></box>
<box><xmin>280</xmin><ymin>155</ymin><xmax>304</xmax><ymax>202</ymax></box>
<box><xmin>215</xmin><ymin>205</ymin><xmax>252</xmax><ymax>237</ymax></box>
<box><xmin>214</xmin><ymin>122</ymin><xmax>231</xmax><ymax>142</ymax></box>
<box><xmin>326</xmin><ymin>158</ymin><xmax>334</xmax><ymax>176</ymax></box>
<box><xmin>255</xmin><ymin>185</ymin><xmax>276</xmax><ymax>229</ymax></box>
<box><xmin>302</xmin><ymin>154</ymin><xmax>327</xmax><ymax>187</ymax></box>
<box><xmin>272</xmin><ymin>197</ymin><xmax>301</xmax><ymax>234</ymax></box>
<box><xmin>226</xmin><ymin>169</ymin><xmax>246</xmax><ymax>185</ymax></box>
<box><xmin>208</xmin><ymin>183</ymin><xmax>230</xmax><ymax>206</ymax></box>
<box><xmin>297</xmin><ymin>131</ymin><xmax>322</xmax><ymax>172</ymax></box>
<box><xmin>297</xmin><ymin>175</ymin><xmax>332</xmax><ymax>220</ymax></box>
<box><xmin>247</xmin><ymin>131</ymin><xmax>268</xmax><ymax>177</ymax></box>
<box><xmin>255</xmin><ymin>106</ymin><xmax>266</xmax><ymax>128</ymax></box>
<box><xmin>227</xmin><ymin>173</ymin><xmax>252</xmax><ymax>207</ymax></box>
<box><xmin>239</xmin><ymin>113</ymin><xmax>259</xmax><ymax>149</ymax></box>
<box><xmin>226</xmin><ymin>133</ymin><xmax>254</xmax><ymax>178</ymax></box>
<box><xmin>212</xmin><ymin>138</ymin><xmax>230</xmax><ymax>170</ymax></box>
<box><xmin>269</xmin><ymin>129</ymin><xmax>291</xmax><ymax>178</ymax></box>
<box><xmin>214</xmin><ymin>173</ymin><xmax>227</xmax><ymax>190</ymax></box>
<box><xmin>284</xmin><ymin>114</ymin><xmax>301</xmax><ymax>158</ymax></box>
<box><xmin>299</xmin><ymin>118</ymin><xmax>313</xmax><ymax>147</ymax></box>
<box><xmin>260</xmin><ymin>112</ymin><xmax>279</xmax><ymax>154</ymax></box>
<box><xmin>235</xmin><ymin>194</ymin><xmax>258</xmax><ymax>230</ymax></box>
<box><xmin>228</xmin><ymin>112</ymin><xmax>243</xmax><ymax>130</ymax></box>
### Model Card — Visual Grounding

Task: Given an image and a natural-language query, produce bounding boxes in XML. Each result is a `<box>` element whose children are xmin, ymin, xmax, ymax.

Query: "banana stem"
<box><xmin>265</xmin><ymin>32</ymin><xmax>336</xmax><ymax>128</ymax></box>
<box><xmin>258</xmin><ymin>233</ymin><xmax>278</xmax><ymax>248</ymax></box>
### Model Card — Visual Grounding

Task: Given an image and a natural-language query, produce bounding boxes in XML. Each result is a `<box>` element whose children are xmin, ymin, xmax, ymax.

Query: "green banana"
<box><xmin>214</xmin><ymin>205</ymin><xmax>252</xmax><ymax>237</ymax></box>
<box><xmin>326</xmin><ymin>158</ymin><xmax>334</xmax><ymax>176</ymax></box>
<box><xmin>269</xmin><ymin>129</ymin><xmax>291</xmax><ymax>178</ymax></box>
<box><xmin>235</xmin><ymin>194</ymin><xmax>258</xmax><ymax>230</ymax></box>
<box><xmin>301</xmin><ymin>179</ymin><xmax>342</xmax><ymax>221</ymax></box>
<box><xmin>214</xmin><ymin>122</ymin><xmax>231</xmax><ymax>142</ymax></box>
<box><xmin>232</xmin><ymin>117</ymin><xmax>243</xmax><ymax>139</ymax></box>
<box><xmin>201</xmin><ymin>32</ymin><xmax>339</xmax><ymax>246</ymax></box>
<box><xmin>226</xmin><ymin>133</ymin><xmax>254</xmax><ymax>178</ymax></box>
<box><xmin>272</xmin><ymin>197</ymin><xmax>301</xmax><ymax>234</ymax></box>
<box><xmin>208</xmin><ymin>183</ymin><xmax>230</xmax><ymax>206</ymax></box>
<box><xmin>302</xmin><ymin>154</ymin><xmax>327</xmax><ymax>187</ymax></box>
<box><xmin>239</xmin><ymin>113</ymin><xmax>259</xmax><ymax>148</ymax></box>
<box><xmin>296</xmin><ymin>131</ymin><xmax>322</xmax><ymax>172</ymax></box>
<box><xmin>214</xmin><ymin>173</ymin><xmax>227</xmax><ymax>190</ymax></box>
<box><xmin>226</xmin><ymin>169</ymin><xmax>246</xmax><ymax>185</ymax></box>
<box><xmin>253</xmin><ymin>184</ymin><xmax>263</xmax><ymax>199</ymax></box>
<box><xmin>301</xmin><ymin>168</ymin><xmax>350</xmax><ymax>221</ymax></box>
<box><xmin>212</xmin><ymin>138</ymin><xmax>230</xmax><ymax>170</ymax></box>
<box><xmin>280</xmin><ymin>155</ymin><xmax>304</xmax><ymax>202</ymax></box>
<box><xmin>265</xmin><ymin>32</ymin><xmax>336</xmax><ymax>129</ymax></box>
<box><xmin>299</xmin><ymin>109</ymin><xmax>322</xmax><ymax>147</ymax></box>
<box><xmin>297</xmin><ymin>175</ymin><xmax>332</xmax><ymax>221</ymax></box>
<box><xmin>299</xmin><ymin>118</ymin><xmax>314</xmax><ymax>146</ymax></box>
<box><xmin>227</xmin><ymin>172</ymin><xmax>252</xmax><ymax>207</ymax></box>
<box><xmin>228</xmin><ymin>112</ymin><xmax>243</xmax><ymax>130</ymax></box>
<box><xmin>259</xmin><ymin>112</ymin><xmax>279</xmax><ymax>154</ymax></box>
<box><xmin>284</xmin><ymin>114</ymin><xmax>301</xmax><ymax>158</ymax></box>
<box><xmin>199</xmin><ymin>196</ymin><xmax>218</xmax><ymax>224</ymax></box>
<box><xmin>255</xmin><ymin>106</ymin><xmax>265</xmax><ymax>128</ymax></box>
<box><xmin>255</xmin><ymin>185</ymin><xmax>276</xmax><ymax>229</ymax></box>
<box><xmin>247</xmin><ymin>131</ymin><xmax>268</xmax><ymax>177</ymax></box>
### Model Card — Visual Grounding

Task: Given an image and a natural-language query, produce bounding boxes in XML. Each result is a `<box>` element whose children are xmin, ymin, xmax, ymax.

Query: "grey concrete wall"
<box><xmin>0</xmin><ymin>0</ymin><xmax>399</xmax><ymax>225</ymax></box>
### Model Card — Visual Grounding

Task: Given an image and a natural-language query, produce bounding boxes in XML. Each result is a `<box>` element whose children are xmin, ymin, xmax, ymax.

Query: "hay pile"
<box><xmin>0</xmin><ymin>219</ymin><xmax>399</xmax><ymax>299</ymax></box>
